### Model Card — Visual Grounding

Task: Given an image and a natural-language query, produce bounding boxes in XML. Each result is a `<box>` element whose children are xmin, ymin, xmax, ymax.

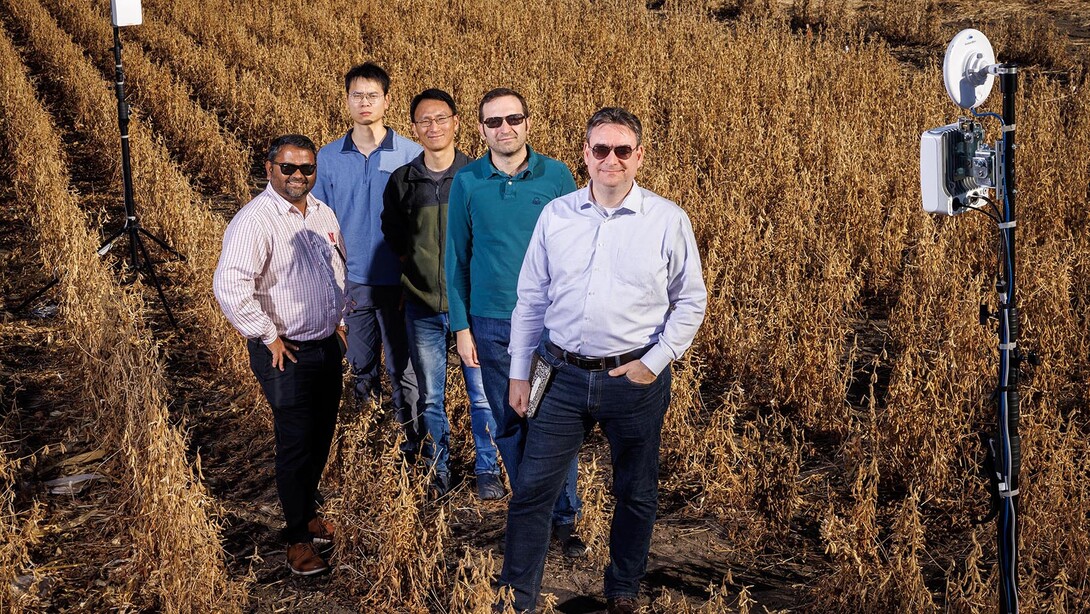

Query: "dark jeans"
<box><xmin>405</xmin><ymin>300</ymin><xmax>499</xmax><ymax>479</ymax></box>
<box><xmin>499</xmin><ymin>348</ymin><xmax>671</xmax><ymax>611</ymax></box>
<box><xmin>470</xmin><ymin>315</ymin><xmax>580</xmax><ymax>525</ymax></box>
<box><xmin>247</xmin><ymin>335</ymin><xmax>343</xmax><ymax>544</ymax></box>
<box><xmin>345</xmin><ymin>282</ymin><xmax>420</xmax><ymax>448</ymax></box>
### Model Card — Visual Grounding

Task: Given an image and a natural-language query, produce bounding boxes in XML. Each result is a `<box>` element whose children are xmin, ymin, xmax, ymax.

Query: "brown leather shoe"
<box><xmin>286</xmin><ymin>542</ymin><xmax>329</xmax><ymax>576</ymax></box>
<box><xmin>307</xmin><ymin>516</ymin><xmax>335</xmax><ymax>546</ymax></box>
<box><xmin>606</xmin><ymin>596</ymin><xmax>638</xmax><ymax>614</ymax></box>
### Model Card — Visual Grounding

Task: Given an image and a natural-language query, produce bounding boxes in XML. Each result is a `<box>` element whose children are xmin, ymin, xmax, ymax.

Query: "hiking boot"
<box><xmin>552</xmin><ymin>523</ymin><xmax>588</xmax><ymax>558</ymax></box>
<box><xmin>286</xmin><ymin>542</ymin><xmax>329</xmax><ymax>576</ymax></box>
<box><xmin>307</xmin><ymin>516</ymin><xmax>335</xmax><ymax>546</ymax></box>
<box><xmin>606</xmin><ymin>596</ymin><xmax>638</xmax><ymax>614</ymax></box>
<box><xmin>476</xmin><ymin>473</ymin><xmax>506</xmax><ymax>500</ymax></box>
<box><xmin>428</xmin><ymin>473</ymin><xmax>451</xmax><ymax>501</ymax></box>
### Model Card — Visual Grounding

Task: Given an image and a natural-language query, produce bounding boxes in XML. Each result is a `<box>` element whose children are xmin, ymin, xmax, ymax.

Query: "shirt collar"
<box><xmin>579</xmin><ymin>181</ymin><xmax>644</xmax><ymax>216</ymax></box>
<box><xmin>406</xmin><ymin>149</ymin><xmax>469</xmax><ymax>181</ymax></box>
<box><xmin>264</xmin><ymin>183</ymin><xmax>320</xmax><ymax>216</ymax></box>
<box><xmin>485</xmin><ymin>144</ymin><xmax>541</xmax><ymax>179</ymax></box>
<box><xmin>340</xmin><ymin>127</ymin><xmax>396</xmax><ymax>154</ymax></box>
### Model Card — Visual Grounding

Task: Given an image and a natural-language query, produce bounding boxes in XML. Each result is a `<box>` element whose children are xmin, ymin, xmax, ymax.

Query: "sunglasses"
<box><xmin>482</xmin><ymin>113</ymin><xmax>527</xmax><ymax>129</ymax></box>
<box><xmin>274</xmin><ymin>162</ymin><xmax>316</xmax><ymax>176</ymax></box>
<box><xmin>589</xmin><ymin>144</ymin><xmax>636</xmax><ymax>160</ymax></box>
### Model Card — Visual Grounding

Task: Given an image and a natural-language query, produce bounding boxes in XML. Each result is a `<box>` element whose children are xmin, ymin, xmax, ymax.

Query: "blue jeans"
<box><xmin>499</xmin><ymin>348</ymin><xmax>671</xmax><ymax>611</ymax></box>
<box><xmin>344</xmin><ymin>282</ymin><xmax>420</xmax><ymax>448</ymax></box>
<box><xmin>405</xmin><ymin>301</ymin><xmax>499</xmax><ymax>479</ymax></box>
<box><xmin>470</xmin><ymin>316</ymin><xmax>581</xmax><ymax>525</ymax></box>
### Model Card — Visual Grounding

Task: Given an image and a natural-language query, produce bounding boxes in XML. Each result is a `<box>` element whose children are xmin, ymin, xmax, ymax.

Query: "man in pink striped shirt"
<box><xmin>213</xmin><ymin>134</ymin><xmax>347</xmax><ymax>577</ymax></box>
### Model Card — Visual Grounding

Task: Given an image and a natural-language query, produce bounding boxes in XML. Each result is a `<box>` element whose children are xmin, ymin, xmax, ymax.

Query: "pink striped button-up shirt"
<box><xmin>213</xmin><ymin>184</ymin><xmax>347</xmax><ymax>345</ymax></box>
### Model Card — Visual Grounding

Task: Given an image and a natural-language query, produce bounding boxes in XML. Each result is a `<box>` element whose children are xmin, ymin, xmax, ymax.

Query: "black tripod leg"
<box><xmin>10</xmin><ymin>276</ymin><xmax>60</xmax><ymax>313</ymax></box>
<box><xmin>138</xmin><ymin>227</ymin><xmax>186</xmax><ymax>262</ymax></box>
<box><xmin>98</xmin><ymin>224</ymin><xmax>127</xmax><ymax>256</ymax></box>
<box><xmin>135</xmin><ymin>233</ymin><xmax>181</xmax><ymax>330</ymax></box>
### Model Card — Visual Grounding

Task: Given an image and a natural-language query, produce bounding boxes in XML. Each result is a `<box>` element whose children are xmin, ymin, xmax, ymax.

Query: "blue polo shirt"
<box><xmin>313</xmin><ymin>128</ymin><xmax>423</xmax><ymax>285</ymax></box>
<box><xmin>445</xmin><ymin>146</ymin><xmax>577</xmax><ymax>331</ymax></box>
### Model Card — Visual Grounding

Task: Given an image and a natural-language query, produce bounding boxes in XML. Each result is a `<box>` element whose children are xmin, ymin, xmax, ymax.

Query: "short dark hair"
<box><xmin>478</xmin><ymin>88</ymin><xmax>529</xmax><ymax>122</ymax></box>
<box><xmin>585</xmin><ymin>107</ymin><xmax>643</xmax><ymax>145</ymax></box>
<box><xmin>410</xmin><ymin>88</ymin><xmax>457</xmax><ymax>122</ymax></box>
<box><xmin>267</xmin><ymin>134</ymin><xmax>317</xmax><ymax>162</ymax></box>
<box><xmin>344</xmin><ymin>62</ymin><xmax>390</xmax><ymax>94</ymax></box>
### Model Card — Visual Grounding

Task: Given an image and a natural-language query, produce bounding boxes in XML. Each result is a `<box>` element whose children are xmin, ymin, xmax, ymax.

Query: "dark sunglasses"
<box><xmin>590</xmin><ymin>144</ymin><xmax>636</xmax><ymax>160</ymax></box>
<box><xmin>482</xmin><ymin>113</ymin><xmax>527</xmax><ymax>129</ymax></box>
<box><xmin>274</xmin><ymin>162</ymin><xmax>316</xmax><ymax>176</ymax></box>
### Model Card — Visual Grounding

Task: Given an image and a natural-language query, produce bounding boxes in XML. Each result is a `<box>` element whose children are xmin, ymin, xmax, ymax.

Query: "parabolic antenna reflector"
<box><xmin>944</xmin><ymin>29</ymin><xmax>996</xmax><ymax>109</ymax></box>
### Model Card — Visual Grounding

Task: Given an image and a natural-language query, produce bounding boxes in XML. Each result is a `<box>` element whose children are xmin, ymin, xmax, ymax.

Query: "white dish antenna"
<box><xmin>943</xmin><ymin>29</ymin><xmax>996</xmax><ymax>109</ymax></box>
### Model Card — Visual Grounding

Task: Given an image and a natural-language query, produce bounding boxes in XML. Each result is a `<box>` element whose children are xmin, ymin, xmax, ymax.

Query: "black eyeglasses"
<box><xmin>275</xmin><ymin>163</ymin><xmax>316</xmax><ymax>176</ymax></box>
<box><xmin>482</xmin><ymin>114</ymin><xmax>527</xmax><ymax>129</ymax></box>
<box><xmin>589</xmin><ymin>144</ymin><xmax>636</xmax><ymax>160</ymax></box>
<box><xmin>413</xmin><ymin>115</ymin><xmax>453</xmax><ymax>129</ymax></box>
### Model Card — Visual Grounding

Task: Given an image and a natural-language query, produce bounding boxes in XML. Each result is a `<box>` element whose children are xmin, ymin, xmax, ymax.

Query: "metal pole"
<box><xmin>10</xmin><ymin>26</ymin><xmax>184</xmax><ymax>328</ymax></box>
<box><xmin>994</xmin><ymin>63</ymin><xmax>1020</xmax><ymax>614</ymax></box>
<box><xmin>113</xmin><ymin>26</ymin><xmax>140</xmax><ymax>271</ymax></box>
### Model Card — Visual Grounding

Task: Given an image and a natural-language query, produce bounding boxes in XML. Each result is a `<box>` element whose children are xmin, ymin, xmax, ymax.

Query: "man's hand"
<box><xmin>455</xmin><ymin>329</ymin><xmax>479</xmax><ymax>368</ymax></box>
<box><xmin>509</xmin><ymin>379</ymin><xmax>531</xmax><ymax>417</ymax></box>
<box><xmin>609</xmin><ymin>359</ymin><xmax>656</xmax><ymax>385</ymax></box>
<box><xmin>267</xmin><ymin>336</ymin><xmax>299</xmax><ymax>371</ymax></box>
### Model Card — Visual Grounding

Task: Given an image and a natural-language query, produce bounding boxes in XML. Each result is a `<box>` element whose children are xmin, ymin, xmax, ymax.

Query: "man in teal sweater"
<box><xmin>445</xmin><ymin>88</ymin><xmax>585</xmax><ymax>557</ymax></box>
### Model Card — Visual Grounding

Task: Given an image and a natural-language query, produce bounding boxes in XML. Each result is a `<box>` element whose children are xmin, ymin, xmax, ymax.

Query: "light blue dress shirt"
<box><xmin>508</xmin><ymin>182</ymin><xmax>707</xmax><ymax>379</ymax></box>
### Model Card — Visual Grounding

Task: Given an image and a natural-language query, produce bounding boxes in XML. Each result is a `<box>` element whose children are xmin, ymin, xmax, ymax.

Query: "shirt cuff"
<box><xmin>449</xmin><ymin>312</ymin><xmax>469</xmax><ymax>332</ymax></box>
<box><xmin>260</xmin><ymin>325</ymin><xmax>279</xmax><ymax>346</ymax></box>
<box><xmin>509</xmin><ymin>355</ymin><xmax>533</xmax><ymax>381</ymax></box>
<box><xmin>640</xmin><ymin>344</ymin><xmax>672</xmax><ymax>376</ymax></box>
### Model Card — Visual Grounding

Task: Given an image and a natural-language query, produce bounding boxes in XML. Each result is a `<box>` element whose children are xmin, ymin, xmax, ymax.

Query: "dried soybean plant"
<box><xmin>326</xmin><ymin>402</ymin><xmax>452</xmax><ymax>612</ymax></box>
<box><xmin>1</xmin><ymin>0</ymin><xmax>250</xmax><ymax>383</ymax></box>
<box><xmin>41</xmin><ymin>0</ymin><xmax>251</xmax><ymax>202</ymax></box>
<box><xmin>0</xmin><ymin>23</ymin><xmax>245</xmax><ymax>613</ymax></box>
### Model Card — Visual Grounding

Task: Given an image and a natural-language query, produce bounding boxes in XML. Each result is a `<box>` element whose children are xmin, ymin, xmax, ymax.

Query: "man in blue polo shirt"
<box><xmin>446</xmin><ymin>88</ymin><xmax>585</xmax><ymax>557</ymax></box>
<box><xmin>313</xmin><ymin>63</ymin><xmax>422</xmax><ymax>445</ymax></box>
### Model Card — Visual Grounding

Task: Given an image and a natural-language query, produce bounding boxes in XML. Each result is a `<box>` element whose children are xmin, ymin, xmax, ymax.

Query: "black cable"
<box><xmin>962</xmin><ymin>200</ymin><xmax>1001</xmax><ymax>224</ymax></box>
<box><xmin>976</xmin><ymin>194</ymin><xmax>1004</xmax><ymax>220</ymax></box>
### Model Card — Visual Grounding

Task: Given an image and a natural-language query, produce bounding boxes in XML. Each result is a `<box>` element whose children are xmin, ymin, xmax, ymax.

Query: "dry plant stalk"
<box><xmin>0</xmin><ymin>23</ymin><xmax>245</xmax><ymax>613</ymax></box>
<box><xmin>40</xmin><ymin>0</ymin><xmax>251</xmax><ymax>202</ymax></box>
<box><xmin>575</xmin><ymin>456</ymin><xmax>611</xmax><ymax>565</ymax></box>
<box><xmin>327</xmin><ymin>407</ymin><xmax>451</xmax><ymax>612</ymax></box>
<box><xmin>448</xmin><ymin>548</ymin><xmax>502</xmax><ymax>614</ymax></box>
<box><xmin>0</xmin><ymin>444</ymin><xmax>44</xmax><ymax>613</ymax></box>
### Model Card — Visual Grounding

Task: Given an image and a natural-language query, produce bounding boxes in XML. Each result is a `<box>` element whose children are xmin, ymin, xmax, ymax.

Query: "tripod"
<box><xmin>11</xmin><ymin>26</ymin><xmax>184</xmax><ymax>328</ymax></box>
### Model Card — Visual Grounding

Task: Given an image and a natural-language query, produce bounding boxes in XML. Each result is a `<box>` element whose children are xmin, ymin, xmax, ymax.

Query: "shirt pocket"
<box><xmin>613</xmin><ymin>241</ymin><xmax>666</xmax><ymax>293</ymax></box>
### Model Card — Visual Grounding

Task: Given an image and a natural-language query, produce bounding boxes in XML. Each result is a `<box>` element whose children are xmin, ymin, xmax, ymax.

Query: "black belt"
<box><xmin>281</xmin><ymin>334</ymin><xmax>337</xmax><ymax>349</ymax></box>
<box><xmin>545</xmin><ymin>341</ymin><xmax>651</xmax><ymax>372</ymax></box>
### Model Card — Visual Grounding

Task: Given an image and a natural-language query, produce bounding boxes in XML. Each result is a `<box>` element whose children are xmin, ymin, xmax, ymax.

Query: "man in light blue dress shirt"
<box><xmin>499</xmin><ymin>108</ymin><xmax>708</xmax><ymax>614</ymax></box>
<box><xmin>312</xmin><ymin>63</ymin><xmax>422</xmax><ymax>449</ymax></box>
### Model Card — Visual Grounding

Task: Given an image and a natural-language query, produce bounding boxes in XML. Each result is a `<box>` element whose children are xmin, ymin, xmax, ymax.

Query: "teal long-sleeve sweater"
<box><xmin>445</xmin><ymin>146</ymin><xmax>577</xmax><ymax>331</ymax></box>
